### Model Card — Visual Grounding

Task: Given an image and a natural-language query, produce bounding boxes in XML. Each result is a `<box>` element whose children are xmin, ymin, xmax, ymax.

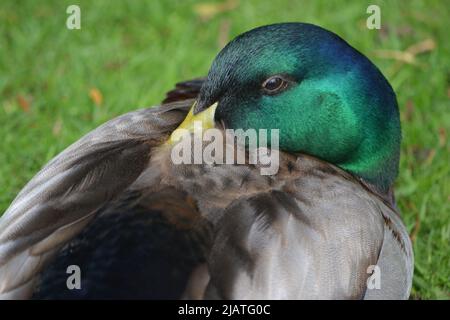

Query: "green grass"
<box><xmin>0</xmin><ymin>0</ymin><xmax>448</xmax><ymax>299</ymax></box>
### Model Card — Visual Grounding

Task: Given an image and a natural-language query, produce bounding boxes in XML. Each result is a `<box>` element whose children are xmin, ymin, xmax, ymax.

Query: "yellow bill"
<box><xmin>167</xmin><ymin>101</ymin><xmax>218</xmax><ymax>145</ymax></box>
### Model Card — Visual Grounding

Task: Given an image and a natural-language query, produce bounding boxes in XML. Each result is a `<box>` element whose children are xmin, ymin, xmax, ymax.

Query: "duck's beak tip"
<box><xmin>166</xmin><ymin>101</ymin><xmax>218</xmax><ymax>145</ymax></box>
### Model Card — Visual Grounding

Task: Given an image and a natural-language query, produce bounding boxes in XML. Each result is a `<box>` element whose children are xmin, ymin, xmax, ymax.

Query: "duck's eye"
<box><xmin>262</xmin><ymin>76</ymin><xmax>288</xmax><ymax>94</ymax></box>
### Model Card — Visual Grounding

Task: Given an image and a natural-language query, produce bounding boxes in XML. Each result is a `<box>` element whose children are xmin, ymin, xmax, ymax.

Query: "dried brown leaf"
<box><xmin>89</xmin><ymin>88</ymin><xmax>103</xmax><ymax>106</ymax></box>
<box><xmin>374</xmin><ymin>49</ymin><xmax>417</xmax><ymax>64</ymax></box>
<box><xmin>17</xmin><ymin>95</ymin><xmax>31</xmax><ymax>113</ymax></box>
<box><xmin>194</xmin><ymin>0</ymin><xmax>238</xmax><ymax>21</ymax></box>
<box><xmin>406</xmin><ymin>38</ymin><xmax>436</xmax><ymax>55</ymax></box>
<box><xmin>374</xmin><ymin>39</ymin><xmax>435</xmax><ymax>65</ymax></box>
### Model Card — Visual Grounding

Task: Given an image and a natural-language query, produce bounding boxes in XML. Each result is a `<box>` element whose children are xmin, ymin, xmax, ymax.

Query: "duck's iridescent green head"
<box><xmin>195</xmin><ymin>23</ymin><xmax>401</xmax><ymax>192</ymax></box>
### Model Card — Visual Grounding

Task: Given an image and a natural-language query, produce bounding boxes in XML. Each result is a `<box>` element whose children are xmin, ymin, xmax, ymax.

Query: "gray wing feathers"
<box><xmin>363</xmin><ymin>202</ymin><xmax>414</xmax><ymax>299</ymax></box>
<box><xmin>0</xmin><ymin>102</ymin><xmax>190</xmax><ymax>298</ymax></box>
<box><xmin>205</xmin><ymin>170</ymin><xmax>412</xmax><ymax>299</ymax></box>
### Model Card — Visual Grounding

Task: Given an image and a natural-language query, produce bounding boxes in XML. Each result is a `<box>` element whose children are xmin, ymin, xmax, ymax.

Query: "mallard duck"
<box><xmin>0</xmin><ymin>23</ymin><xmax>413</xmax><ymax>299</ymax></box>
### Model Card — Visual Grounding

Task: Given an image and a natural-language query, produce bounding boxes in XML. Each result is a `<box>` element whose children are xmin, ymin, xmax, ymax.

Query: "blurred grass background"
<box><xmin>0</xmin><ymin>0</ymin><xmax>448</xmax><ymax>299</ymax></box>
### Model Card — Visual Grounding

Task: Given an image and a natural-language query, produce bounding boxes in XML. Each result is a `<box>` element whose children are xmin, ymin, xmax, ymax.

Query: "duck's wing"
<box><xmin>0</xmin><ymin>95</ymin><xmax>197</xmax><ymax>299</ymax></box>
<box><xmin>362</xmin><ymin>200</ymin><xmax>414</xmax><ymax>299</ymax></box>
<box><xmin>204</xmin><ymin>160</ymin><xmax>413</xmax><ymax>299</ymax></box>
<box><xmin>32</xmin><ymin>187</ymin><xmax>211</xmax><ymax>299</ymax></box>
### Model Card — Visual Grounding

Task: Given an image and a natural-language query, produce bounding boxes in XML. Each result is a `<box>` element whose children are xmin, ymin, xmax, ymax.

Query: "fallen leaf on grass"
<box><xmin>374</xmin><ymin>50</ymin><xmax>417</xmax><ymax>64</ymax></box>
<box><xmin>406</xmin><ymin>38</ymin><xmax>436</xmax><ymax>56</ymax></box>
<box><xmin>194</xmin><ymin>0</ymin><xmax>239</xmax><ymax>21</ymax></box>
<box><xmin>52</xmin><ymin>118</ymin><xmax>63</xmax><ymax>136</ymax></box>
<box><xmin>89</xmin><ymin>88</ymin><xmax>103</xmax><ymax>106</ymax></box>
<box><xmin>17</xmin><ymin>95</ymin><xmax>31</xmax><ymax>113</ymax></box>
<box><xmin>374</xmin><ymin>38</ymin><xmax>436</xmax><ymax>65</ymax></box>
